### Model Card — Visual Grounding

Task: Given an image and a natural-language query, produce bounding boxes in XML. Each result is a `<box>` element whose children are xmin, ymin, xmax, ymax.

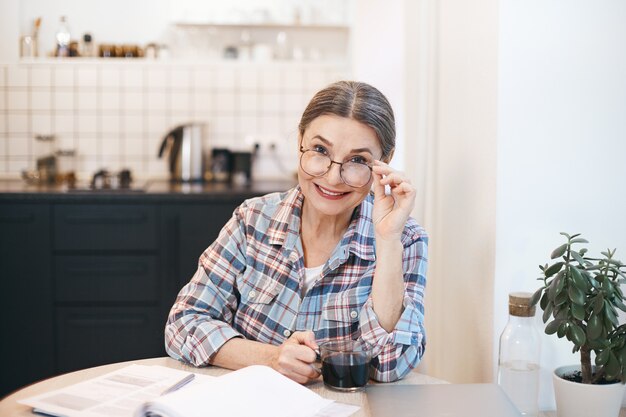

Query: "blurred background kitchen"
<box><xmin>1</xmin><ymin>0</ymin><xmax>358</xmax><ymax>184</ymax></box>
<box><xmin>1</xmin><ymin>0</ymin><xmax>626</xmax><ymax>412</ymax></box>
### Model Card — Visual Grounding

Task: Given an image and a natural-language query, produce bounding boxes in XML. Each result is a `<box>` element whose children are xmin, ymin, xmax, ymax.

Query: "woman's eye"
<box><xmin>312</xmin><ymin>145</ymin><xmax>328</xmax><ymax>155</ymax></box>
<box><xmin>348</xmin><ymin>155</ymin><xmax>368</xmax><ymax>164</ymax></box>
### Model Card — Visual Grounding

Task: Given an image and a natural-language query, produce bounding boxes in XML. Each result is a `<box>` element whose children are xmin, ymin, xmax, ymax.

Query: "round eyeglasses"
<box><xmin>299</xmin><ymin>146</ymin><xmax>374</xmax><ymax>188</ymax></box>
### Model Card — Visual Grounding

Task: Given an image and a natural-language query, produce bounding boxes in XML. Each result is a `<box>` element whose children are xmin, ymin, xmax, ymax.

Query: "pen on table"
<box><xmin>161</xmin><ymin>373</ymin><xmax>195</xmax><ymax>395</ymax></box>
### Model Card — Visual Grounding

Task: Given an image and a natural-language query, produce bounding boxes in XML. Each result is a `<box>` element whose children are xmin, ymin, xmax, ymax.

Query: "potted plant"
<box><xmin>530</xmin><ymin>232</ymin><xmax>626</xmax><ymax>417</ymax></box>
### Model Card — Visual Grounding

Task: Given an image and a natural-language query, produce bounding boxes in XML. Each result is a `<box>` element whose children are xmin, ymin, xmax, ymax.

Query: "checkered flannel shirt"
<box><xmin>164</xmin><ymin>186</ymin><xmax>428</xmax><ymax>382</ymax></box>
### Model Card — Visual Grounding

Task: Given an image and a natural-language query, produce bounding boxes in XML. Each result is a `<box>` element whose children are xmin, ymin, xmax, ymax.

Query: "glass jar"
<box><xmin>497</xmin><ymin>292</ymin><xmax>541</xmax><ymax>416</ymax></box>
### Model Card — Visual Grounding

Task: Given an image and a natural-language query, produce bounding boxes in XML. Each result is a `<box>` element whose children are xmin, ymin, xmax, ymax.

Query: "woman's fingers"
<box><xmin>288</xmin><ymin>330</ymin><xmax>319</xmax><ymax>352</ymax></box>
<box><xmin>273</xmin><ymin>331</ymin><xmax>321</xmax><ymax>384</ymax></box>
<box><xmin>276</xmin><ymin>344</ymin><xmax>320</xmax><ymax>382</ymax></box>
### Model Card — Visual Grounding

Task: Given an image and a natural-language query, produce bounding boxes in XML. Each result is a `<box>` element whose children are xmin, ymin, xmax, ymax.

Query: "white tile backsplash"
<box><xmin>77</xmin><ymin>67</ymin><xmax>98</xmax><ymax>87</ymax></box>
<box><xmin>239</xmin><ymin>92</ymin><xmax>258</xmax><ymax>114</ymax></box>
<box><xmin>54</xmin><ymin>67</ymin><xmax>75</xmax><ymax>87</ymax></box>
<box><xmin>101</xmin><ymin>91</ymin><xmax>120</xmax><ymax>110</ymax></box>
<box><xmin>124</xmin><ymin>91</ymin><xmax>144</xmax><ymax>111</ymax></box>
<box><xmin>238</xmin><ymin>69</ymin><xmax>258</xmax><ymax>91</ymax></box>
<box><xmin>146</xmin><ymin>91</ymin><xmax>168</xmax><ymax>111</ymax></box>
<box><xmin>101</xmin><ymin>136</ymin><xmax>121</xmax><ymax>157</ymax></box>
<box><xmin>123</xmin><ymin>114</ymin><xmax>144</xmax><ymax>134</ymax></box>
<box><xmin>101</xmin><ymin>68</ymin><xmax>121</xmax><ymax>87</ymax></box>
<box><xmin>8</xmin><ymin>91</ymin><xmax>29</xmax><ymax>110</ymax></box>
<box><xmin>215</xmin><ymin>70</ymin><xmax>236</xmax><ymax>91</ymax></box>
<box><xmin>147</xmin><ymin>68</ymin><xmax>168</xmax><ymax>89</ymax></box>
<box><xmin>261</xmin><ymin>93</ymin><xmax>282</xmax><ymax>113</ymax></box>
<box><xmin>54</xmin><ymin>90</ymin><xmax>75</xmax><ymax>110</ymax></box>
<box><xmin>77</xmin><ymin>114</ymin><xmax>99</xmax><ymax>134</ymax></box>
<box><xmin>31</xmin><ymin>68</ymin><xmax>51</xmax><ymax>87</ymax></box>
<box><xmin>123</xmin><ymin>68</ymin><xmax>144</xmax><ymax>89</ymax></box>
<box><xmin>171</xmin><ymin>91</ymin><xmax>190</xmax><ymax>112</ymax></box>
<box><xmin>32</xmin><ymin>114</ymin><xmax>52</xmax><ymax>134</ymax></box>
<box><xmin>0</xmin><ymin>137</ymin><xmax>6</xmax><ymax>157</ymax></box>
<box><xmin>54</xmin><ymin>114</ymin><xmax>75</xmax><ymax>134</ymax></box>
<box><xmin>77</xmin><ymin>91</ymin><xmax>98</xmax><ymax>111</ymax></box>
<box><xmin>31</xmin><ymin>90</ymin><xmax>51</xmax><ymax>111</ymax></box>
<box><xmin>171</xmin><ymin>68</ymin><xmax>191</xmax><ymax>90</ymax></box>
<box><xmin>123</xmin><ymin>137</ymin><xmax>144</xmax><ymax>157</ymax></box>
<box><xmin>7</xmin><ymin>67</ymin><xmax>29</xmax><ymax>87</ymax></box>
<box><xmin>78</xmin><ymin>136</ymin><xmax>99</xmax><ymax>157</ymax></box>
<box><xmin>8</xmin><ymin>114</ymin><xmax>29</xmax><ymax>133</ymax></box>
<box><xmin>8</xmin><ymin>136</ymin><xmax>29</xmax><ymax>156</ymax></box>
<box><xmin>215</xmin><ymin>92</ymin><xmax>236</xmax><ymax>113</ymax></box>
<box><xmin>0</xmin><ymin>61</ymin><xmax>349</xmax><ymax>179</ymax></box>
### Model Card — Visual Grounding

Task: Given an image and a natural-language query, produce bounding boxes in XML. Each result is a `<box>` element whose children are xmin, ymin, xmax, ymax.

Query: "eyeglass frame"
<box><xmin>298</xmin><ymin>145</ymin><xmax>378</xmax><ymax>188</ymax></box>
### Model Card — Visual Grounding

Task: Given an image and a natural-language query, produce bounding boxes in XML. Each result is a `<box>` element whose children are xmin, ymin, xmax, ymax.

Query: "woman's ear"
<box><xmin>383</xmin><ymin>149</ymin><xmax>394</xmax><ymax>163</ymax></box>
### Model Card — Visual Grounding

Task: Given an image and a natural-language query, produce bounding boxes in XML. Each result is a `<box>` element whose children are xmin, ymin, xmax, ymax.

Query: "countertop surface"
<box><xmin>0</xmin><ymin>179</ymin><xmax>297</xmax><ymax>202</ymax></box>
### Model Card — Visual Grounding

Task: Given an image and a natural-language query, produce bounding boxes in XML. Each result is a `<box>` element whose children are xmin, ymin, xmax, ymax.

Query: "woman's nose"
<box><xmin>325</xmin><ymin>161</ymin><xmax>344</xmax><ymax>185</ymax></box>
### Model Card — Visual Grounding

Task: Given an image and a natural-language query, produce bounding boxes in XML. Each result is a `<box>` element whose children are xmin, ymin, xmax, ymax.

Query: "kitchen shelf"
<box><xmin>173</xmin><ymin>22</ymin><xmax>350</xmax><ymax>32</ymax></box>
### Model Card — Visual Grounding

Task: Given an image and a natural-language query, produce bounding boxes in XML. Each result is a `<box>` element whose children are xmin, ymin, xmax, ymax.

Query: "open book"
<box><xmin>19</xmin><ymin>364</ymin><xmax>359</xmax><ymax>417</ymax></box>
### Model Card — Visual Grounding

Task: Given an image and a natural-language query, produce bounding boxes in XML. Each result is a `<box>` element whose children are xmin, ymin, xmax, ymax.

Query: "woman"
<box><xmin>165</xmin><ymin>81</ymin><xmax>427</xmax><ymax>384</ymax></box>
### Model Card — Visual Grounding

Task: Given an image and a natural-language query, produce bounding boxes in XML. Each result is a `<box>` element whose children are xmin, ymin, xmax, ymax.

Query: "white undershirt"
<box><xmin>302</xmin><ymin>264</ymin><xmax>324</xmax><ymax>297</ymax></box>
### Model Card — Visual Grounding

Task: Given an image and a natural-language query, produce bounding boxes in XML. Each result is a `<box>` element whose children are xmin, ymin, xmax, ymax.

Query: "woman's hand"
<box><xmin>270</xmin><ymin>331</ymin><xmax>320</xmax><ymax>384</ymax></box>
<box><xmin>371</xmin><ymin>161</ymin><xmax>417</xmax><ymax>241</ymax></box>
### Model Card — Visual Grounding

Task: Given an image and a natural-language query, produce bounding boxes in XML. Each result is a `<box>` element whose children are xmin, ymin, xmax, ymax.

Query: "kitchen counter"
<box><xmin>0</xmin><ymin>179</ymin><xmax>297</xmax><ymax>202</ymax></box>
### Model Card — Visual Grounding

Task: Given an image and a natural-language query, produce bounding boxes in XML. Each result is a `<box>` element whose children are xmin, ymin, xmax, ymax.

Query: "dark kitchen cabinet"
<box><xmin>160</xmin><ymin>203</ymin><xmax>238</xmax><ymax>319</ymax></box>
<box><xmin>56</xmin><ymin>306</ymin><xmax>162</xmax><ymax>373</ymax></box>
<box><xmin>0</xmin><ymin>204</ymin><xmax>55</xmax><ymax>396</ymax></box>
<box><xmin>0</xmin><ymin>179</ymin><xmax>292</xmax><ymax>397</ymax></box>
<box><xmin>51</xmin><ymin>203</ymin><xmax>162</xmax><ymax>375</ymax></box>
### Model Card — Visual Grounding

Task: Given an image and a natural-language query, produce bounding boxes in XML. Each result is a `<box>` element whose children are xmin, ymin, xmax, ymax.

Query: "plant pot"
<box><xmin>553</xmin><ymin>365</ymin><xmax>625</xmax><ymax>417</ymax></box>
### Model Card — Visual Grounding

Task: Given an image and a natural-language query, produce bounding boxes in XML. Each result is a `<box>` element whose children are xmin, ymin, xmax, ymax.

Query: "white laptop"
<box><xmin>367</xmin><ymin>383</ymin><xmax>522</xmax><ymax>417</ymax></box>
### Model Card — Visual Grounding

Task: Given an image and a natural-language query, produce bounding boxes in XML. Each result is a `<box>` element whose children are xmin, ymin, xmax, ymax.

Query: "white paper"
<box><xmin>20</xmin><ymin>364</ymin><xmax>359</xmax><ymax>417</ymax></box>
<box><xmin>19</xmin><ymin>365</ymin><xmax>212</xmax><ymax>417</ymax></box>
<box><xmin>137</xmin><ymin>365</ymin><xmax>335</xmax><ymax>417</ymax></box>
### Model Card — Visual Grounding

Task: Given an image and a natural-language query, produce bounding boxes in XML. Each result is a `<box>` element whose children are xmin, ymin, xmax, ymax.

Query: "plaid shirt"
<box><xmin>165</xmin><ymin>186</ymin><xmax>428</xmax><ymax>382</ymax></box>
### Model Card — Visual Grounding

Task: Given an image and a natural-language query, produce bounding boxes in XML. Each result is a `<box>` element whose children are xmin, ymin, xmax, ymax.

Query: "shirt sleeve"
<box><xmin>164</xmin><ymin>207</ymin><xmax>247</xmax><ymax>367</ymax></box>
<box><xmin>358</xmin><ymin>232</ymin><xmax>428</xmax><ymax>382</ymax></box>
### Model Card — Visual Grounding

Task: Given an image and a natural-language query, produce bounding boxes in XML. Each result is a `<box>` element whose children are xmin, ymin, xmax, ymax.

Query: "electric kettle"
<box><xmin>158</xmin><ymin>123</ymin><xmax>205</xmax><ymax>182</ymax></box>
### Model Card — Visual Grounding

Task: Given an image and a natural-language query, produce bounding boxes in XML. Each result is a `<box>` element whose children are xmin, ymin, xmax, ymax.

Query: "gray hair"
<box><xmin>298</xmin><ymin>81</ymin><xmax>396</xmax><ymax>161</ymax></box>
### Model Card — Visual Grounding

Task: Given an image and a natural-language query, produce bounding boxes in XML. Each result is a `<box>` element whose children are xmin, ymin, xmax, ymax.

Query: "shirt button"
<box><xmin>350</xmin><ymin>310</ymin><xmax>358</xmax><ymax>319</ymax></box>
<box><xmin>283</xmin><ymin>329</ymin><xmax>291</xmax><ymax>338</ymax></box>
<box><xmin>249</xmin><ymin>290</ymin><xmax>256</xmax><ymax>299</ymax></box>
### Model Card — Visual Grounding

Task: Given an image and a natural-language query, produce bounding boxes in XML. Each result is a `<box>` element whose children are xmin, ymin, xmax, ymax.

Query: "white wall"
<box><xmin>351</xmin><ymin>0</ymin><xmax>406</xmax><ymax>171</ymax></box>
<box><xmin>495</xmin><ymin>0</ymin><xmax>626</xmax><ymax>410</ymax></box>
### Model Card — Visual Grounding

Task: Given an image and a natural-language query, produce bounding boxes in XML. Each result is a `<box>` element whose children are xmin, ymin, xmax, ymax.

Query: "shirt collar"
<box><xmin>267</xmin><ymin>186</ymin><xmax>304</xmax><ymax>250</ymax></box>
<box><xmin>266</xmin><ymin>187</ymin><xmax>376</xmax><ymax>261</ymax></box>
<box><xmin>341</xmin><ymin>193</ymin><xmax>376</xmax><ymax>262</ymax></box>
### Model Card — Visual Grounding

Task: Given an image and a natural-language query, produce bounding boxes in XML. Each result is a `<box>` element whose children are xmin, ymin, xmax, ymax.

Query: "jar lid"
<box><xmin>508</xmin><ymin>291</ymin><xmax>536</xmax><ymax>317</ymax></box>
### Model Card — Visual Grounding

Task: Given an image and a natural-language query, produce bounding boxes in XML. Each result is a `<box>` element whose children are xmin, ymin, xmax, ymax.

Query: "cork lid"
<box><xmin>508</xmin><ymin>292</ymin><xmax>536</xmax><ymax>317</ymax></box>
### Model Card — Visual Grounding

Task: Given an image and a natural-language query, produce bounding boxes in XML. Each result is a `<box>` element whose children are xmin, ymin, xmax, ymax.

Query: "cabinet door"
<box><xmin>55</xmin><ymin>255</ymin><xmax>159</xmax><ymax>302</ymax></box>
<box><xmin>56</xmin><ymin>307</ymin><xmax>163</xmax><ymax>373</ymax></box>
<box><xmin>0</xmin><ymin>204</ymin><xmax>54</xmax><ymax>396</ymax></box>
<box><xmin>54</xmin><ymin>204</ymin><xmax>157</xmax><ymax>251</ymax></box>
<box><xmin>160</xmin><ymin>203</ymin><xmax>239</xmax><ymax>318</ymax></box>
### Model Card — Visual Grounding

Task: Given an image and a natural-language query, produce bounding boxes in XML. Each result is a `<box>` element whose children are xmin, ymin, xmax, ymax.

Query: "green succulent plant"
<box><xmin>530</xmin><ymin>232</ymin><xmax>626</xmax><ymax>384</ymax></box>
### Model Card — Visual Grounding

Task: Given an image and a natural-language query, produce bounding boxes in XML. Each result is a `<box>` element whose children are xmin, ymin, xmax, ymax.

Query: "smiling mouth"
<box><xmin>315</xmin><ymin>184</ymin><xmax>349</xmax><ymax>198</ymax></box>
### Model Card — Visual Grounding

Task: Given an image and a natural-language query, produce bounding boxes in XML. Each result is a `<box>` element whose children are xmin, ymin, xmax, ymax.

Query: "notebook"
<box><xmin>366</xmin><ymin>383</ymin><xmax>522</xmax><ymax>417</ymax></box>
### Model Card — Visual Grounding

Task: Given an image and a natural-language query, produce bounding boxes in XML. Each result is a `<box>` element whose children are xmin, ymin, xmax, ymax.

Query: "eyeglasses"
<box><xmin>299</xmin><ymin>145</ymin><xmax>374</xmax><ymax>188</ymax></box>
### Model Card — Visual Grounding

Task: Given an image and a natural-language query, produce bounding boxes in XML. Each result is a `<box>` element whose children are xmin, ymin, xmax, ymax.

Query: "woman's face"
<box><xmin>298</xmin><ymin>114</ymin><xmax>383</xmax><ymax>218</ymax></box>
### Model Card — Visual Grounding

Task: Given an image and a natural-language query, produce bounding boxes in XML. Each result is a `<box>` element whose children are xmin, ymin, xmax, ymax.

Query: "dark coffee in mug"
<box><xmin>321</xmin><ymin>354</ymin><xmax>369</xmax><ymax>390</ymax></box>
<box><xmin>318</xmin><ymin>340</ymin><xmax>372</xmax><ymax>392</ymax></box>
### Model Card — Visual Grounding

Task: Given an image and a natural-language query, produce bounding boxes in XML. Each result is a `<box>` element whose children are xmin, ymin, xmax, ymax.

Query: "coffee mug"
<box><xmin>318</xmin><ymin>340</ymin><xmax>372</xmax><ymax>392</ymax></box>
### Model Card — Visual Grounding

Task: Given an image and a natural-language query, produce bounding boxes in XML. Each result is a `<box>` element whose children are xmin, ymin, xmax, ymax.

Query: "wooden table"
<box><xmin>7</xmin><ymin>357</ymin><xmax>620</xmax><ymax>416</ymax></box>
<box><xmin>0</xmin><ymin>357</ymin><xmax>447</xmax><ymax>417</ymax></box>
